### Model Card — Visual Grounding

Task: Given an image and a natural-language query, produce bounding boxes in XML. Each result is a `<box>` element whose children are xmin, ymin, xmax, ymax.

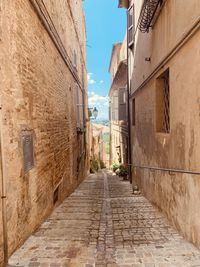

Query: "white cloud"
<box><xmin>87</xmin><ymin>73</ymin><xmax>96</xmax><ymax>85</ymax></box>
<box><xmin>88</xmin><ymin>92</ymin><xmax>109</xmax><ymax>120</ymax></box>
<box><xmin>88</xmin><ymin>92</ymin><xmax>108</xmax><ymax>107</ymax></box>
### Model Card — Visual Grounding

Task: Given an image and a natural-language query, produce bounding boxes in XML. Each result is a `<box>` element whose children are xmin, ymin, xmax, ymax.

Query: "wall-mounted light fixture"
<box><xmin>86</xmin><ymin>107</ymin><xmax>98</xmax><ymax>121</ymax></box>
<box><xmin>93</xmin><ymin>107</ymin><xmax>98</xmax><ymax>119</ymax></box>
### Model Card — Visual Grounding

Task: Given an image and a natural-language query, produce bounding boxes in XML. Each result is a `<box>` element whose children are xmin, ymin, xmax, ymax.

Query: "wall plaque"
<box><xmin>22</xmin><ymin>133</ymin><xmax>34</xmax><ymax>174</ymax></box>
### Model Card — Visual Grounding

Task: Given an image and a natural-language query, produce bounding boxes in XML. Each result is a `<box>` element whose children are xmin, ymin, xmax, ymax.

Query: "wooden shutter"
<box><xmin>118</xmin><ymin>88</ymin><xmax>127</xmax><ymax>121</ymax></box>
<box><xmin>128</xmin><ymin>5</ymin><xmax>135</xmax><ymax>47</ymax></box>
<box><xmin>113</xmin><ymin>91</ymin><xmax>119</xmax><ymax>121</ymax></box>
<box><xmin>76</xmin><ymin>85</ymin><xmax>80</xmax><ymax>127</ymax></box>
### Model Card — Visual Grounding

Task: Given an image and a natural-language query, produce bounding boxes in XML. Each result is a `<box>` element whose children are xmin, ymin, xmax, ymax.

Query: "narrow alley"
<box><xmin>8</xmin><ymin>170</ymin><xmax>200</xmax><ymax>267</ymax></box>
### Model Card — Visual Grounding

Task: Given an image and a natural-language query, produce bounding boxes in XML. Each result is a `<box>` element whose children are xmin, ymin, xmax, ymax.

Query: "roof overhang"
<box><xmin>118</xmin><ymin>0</ymin><xmax>129</xmax><ymax>9</ymax></box>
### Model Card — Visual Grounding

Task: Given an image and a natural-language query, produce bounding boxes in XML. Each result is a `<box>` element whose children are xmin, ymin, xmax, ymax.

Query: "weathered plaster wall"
<box><xmin>0</xmin><ymin>0</ymin><xmax>88</xmax><ymax>263</ymax></box>
<box><xmin>0</xmin><ymin>169</ymin><xmax>3</xmax><ymax>266</ymax></box>
<box><xmin>131</xmin><ymin>4</ymin><xmax>200</xmax><ymax>247</ymax></box>
<box><xmin>109</xmin><ymin>44</ymin><xmax>122</xmax><ymax>79</ymax></box>
<box><xmin>130</xmin><ymin>0</ymin><xmax>200</xmax><ymax>94</ymax></box>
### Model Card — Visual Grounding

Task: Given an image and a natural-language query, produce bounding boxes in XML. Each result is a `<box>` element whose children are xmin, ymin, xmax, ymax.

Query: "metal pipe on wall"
<box><xmin>0</xmin><ymin>107</ymin><xmax>8</xmax><ymax>265</ymax></box>
<box><xmin>126</xmin><ymin>8</ymin><xmax>132</xmax><ymax>184</ymax></box>
<box><xmin>132</xmin><ymin>165</ymin><xmax>200</xmax><ymax>176</ymax></box>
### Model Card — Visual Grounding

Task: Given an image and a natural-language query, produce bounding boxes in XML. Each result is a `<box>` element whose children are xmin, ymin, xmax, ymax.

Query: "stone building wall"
<box><xmin>0</xmin><ymin>0</ymin><xmax>88</xmax><ymax>265</ymax></box>
<box><xmin>109</xmin><ymin>37</ymin><xmax>128</xmax><ymax>166</ymax></box>
<box><xmin>128</xmin><ymin>0</ymin><xmax>200</xmax><ymax>247</ymax></box>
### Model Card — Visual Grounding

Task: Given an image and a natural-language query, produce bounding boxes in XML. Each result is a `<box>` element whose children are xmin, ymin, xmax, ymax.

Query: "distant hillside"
<box><xmin>92</xmin><ymin>119</ymin><xmax>109</xmax><ymax>126</ymax></box>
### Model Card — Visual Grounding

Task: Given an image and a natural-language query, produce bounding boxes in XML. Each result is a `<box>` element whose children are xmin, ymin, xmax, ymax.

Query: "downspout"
<box><xmin>126</xmin><ymin>11</ymin><xmax>132</xmax><ymax>184</ymax></box>
<box><xmin>0</xmin><ymin>107</ymin><xmax>8</xmax><ymax>266</ymax></box>
<box><xmin>82</xmin><ymin>65</ymin><xmax>86</xmax><ymax>159</ymax></box>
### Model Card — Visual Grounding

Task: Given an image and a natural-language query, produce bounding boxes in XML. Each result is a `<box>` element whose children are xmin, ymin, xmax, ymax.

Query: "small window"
<box><xmin>132</xmin><ymin>98</ymin><xmax>135</xmax><ymax>126</ymax></box>
<box><xmin>22</xmin><ymin>132</ymin><xmax>34</xmax><ymax>174</ymax></box>
<box><xmin>111</xmin><ymin>91</ymin><xmax>119</xmax><ymax>121</ymax></box>
<box><xmin>75</xmin><ymin>85</ymin><xmax>84</xmax><ymax>128</ymax></box>
<box><xmin>118</xmin><ymin>88</ymin><xmax>127</xmax><ymax>121</ymax></box>
<box><xmin>128</xmin><ymin>5</ymin><xmax>135</xmax><ymax>47</ymax></box>
<box><xmin>53</xmin><ymin>187</ymin><xmax>59</xmax><ymax>205</ymax></box>
<box><xmin>73</xmin><ymin>50</ymin><xmax>77</xmax><ymax>70</ymax></box>
<box><xmin>156</xmin><ymin>69</ymin><xmax>170</xmax><ymax>133</ymax></box>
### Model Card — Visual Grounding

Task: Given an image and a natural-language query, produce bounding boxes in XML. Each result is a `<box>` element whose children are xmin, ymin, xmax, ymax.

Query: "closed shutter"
<box><xmin>79</xmin><ymin>91</ymin><xmax>84</xmax><ymax>128</ymax></box>
<box><xmin>118</xmin><ymin>88</ymin><xmax>127</xmax><ymax>121</ymax></box>
<box><xmin>109</xmin><ymin>102</ymin><xmax>111</xmax><ymax>121</ymax></box>
<box><xmin>111</xmin><ymin>96</ymin><xmax>115</xmax><ymax>121</ymax></box>
<box><xmin>76</xmin><ymin>85</ymin><xmax>84</xmax><ymax>128</ymax></box>
<box><xmin>113</xmin><ymin>91</ymin><xmax>119</xmax><ymax>121</ymax></box>
<box><xmin>76</xmin><ymin>85</ymin><xmax>80</xmax><ymax>127</ymax></box>
<box><xmin>128</xmin><ymin>5</ymin><xmax>135</xmax><ymax>47</ymax></box>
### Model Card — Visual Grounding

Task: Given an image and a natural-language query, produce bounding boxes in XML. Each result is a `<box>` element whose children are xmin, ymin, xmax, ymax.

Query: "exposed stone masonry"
<box><xmin>0</xmin><ymin>1</ymin><xmax>88</xmax><ymax>264</ymax></box>
<box><xmin>8</xmin><ymin>170</ymin><xmax>200</xmax><ymax>267</ymax></box>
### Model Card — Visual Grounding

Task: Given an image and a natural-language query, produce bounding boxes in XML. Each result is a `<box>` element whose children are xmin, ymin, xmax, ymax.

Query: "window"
<box><xmin>128</xmin><ymin>5</ymin><xmax>135</xmax><ymax>47</ymax></box>
<box><xmin>118</xmin><ymin>88</ymin><xmax>127</xmax><ymax>121</ymax></box>
<box><xmin>22</xmin><ymin>132</ymin><xmax>34</xmax><ymax>174</ymax></box>
<box><xmin>132</xmin><ymin>98</ymin><xmax>135</xmax><ymax>126</ymax></box>
<box><xmin>75</xmin><ymin>84</ymin><xmax>84</xmax><ymax>128</ymax></box>
<box><xmin>156</xmin><ymin>69</ymin><xmax>170</xmax><ymax>133</ymax></box>
<box><xmin>111</xmin><ymin>91</ymin><xmax>119</xmax><ymax>121</ymax></box>
<box><xmin>73</xmin><ymin>50</ymin><xmax>77</xmax><ymax>70</ymax></box>
<box><xmin>53</xmin><ymin>186</ymin><xmax>59</xmax><ymax>205</ymax></box>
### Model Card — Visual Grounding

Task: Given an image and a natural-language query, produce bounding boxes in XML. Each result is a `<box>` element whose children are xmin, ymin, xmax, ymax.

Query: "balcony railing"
<box><xmin>138</xmin><ymin>0</ymin><xmax>163</xmax><ymax>33</ymax></box>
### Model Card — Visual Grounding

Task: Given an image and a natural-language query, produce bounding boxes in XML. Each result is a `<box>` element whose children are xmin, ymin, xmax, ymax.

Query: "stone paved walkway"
<box><xmin>8</xmin><ymin>170</ymin><xmax>200</xmax><ymax>267</ymax></box>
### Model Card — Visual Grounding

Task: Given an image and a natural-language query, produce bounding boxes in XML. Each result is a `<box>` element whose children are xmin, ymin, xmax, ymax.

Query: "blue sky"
<box><xmin>83</xmin><ymin>0</ymin><xmax>126</xmax><ymax>120</ymax></box>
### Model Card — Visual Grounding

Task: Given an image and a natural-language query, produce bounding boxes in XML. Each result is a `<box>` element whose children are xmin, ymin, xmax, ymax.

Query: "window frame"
<box><xmin>75</xmin><ymin>84</ymin><xmax>84</xmax><ymax>129</ymax></box>
<box><xmin>128</xmin><ymin>4</ymin><xmax>135</xmax><ymax>48</ymax></box>
<box><xmin>156</xmin><ymin>68</ymin><xmax>170</xmax><ymax>134</ymax></box>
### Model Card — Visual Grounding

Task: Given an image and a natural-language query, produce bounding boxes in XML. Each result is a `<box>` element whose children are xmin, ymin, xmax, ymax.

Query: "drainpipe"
<box><xmin>0</xmin><ymin>107</ymin><xmax>8</xmax><ymax>266</ymax></box>
<box><xmin>126</xmin><ymin>11</ymin><xmax>132</xmax><ymax>184</ymax></box>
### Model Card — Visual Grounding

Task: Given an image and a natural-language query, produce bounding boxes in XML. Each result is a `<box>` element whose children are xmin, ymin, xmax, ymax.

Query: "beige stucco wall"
<box><xmin>109</xmin><ymin>44</ymin><xmax>122</xmax><ymax>80</ymax></box>
<box><xmin>0</xmin><ymin>168</ymin><xmax>3</xmax><ymax>266</ymax></box>
<box><xmin>130</xmin><ymin>0</ymin><xmax>200</xmax><ymax>247</ymax></box>
<box><xmin>0</xmin><ymin>0</ymin><xmax>88</xmax><ymax>263</ymax></box>
<box><xmin>130</xmin><ymin>0</ymin><xmax>200</xmax><ymax>93</ymax></box>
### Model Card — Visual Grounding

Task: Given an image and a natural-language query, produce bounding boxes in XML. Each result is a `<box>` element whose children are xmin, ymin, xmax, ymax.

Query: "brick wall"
<box><xmin>0</xmin><ymin>0</ymin><xmax>88</xmax><ymax>263</ymax></box>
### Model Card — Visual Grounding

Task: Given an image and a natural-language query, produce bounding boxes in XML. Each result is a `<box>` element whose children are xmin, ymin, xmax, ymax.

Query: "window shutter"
<box><xmin>113</xmin><ymin>91</ymin><xmax>119</xmax><ymax>121</ymax></box>
<box><xmin>73</xmin><ymin>50</ymin><xmax>77</xmax><ymax>70</ymax></box>
<box><xmin>109</xmin><ymin>102</ymin><xmax>111</xmax><ymax>121</ymax></box>
<box><xmin>80</xmin><ymin>91</ymin><xmax>84</xmax><ymax>128</ymax></box>
<box><xmin>118</xmin><ymin>88</ymin><xmax>127</xmax><ymax>121</ymax></box>
<box><xmin>76</xmin><ymin>85</ymin><xmax>80</xmax><ymax>127</ymax></box>
<box><xmin>128</xmin><ymin>5</ymin><xmax>135</xmax><ymax>47</ymax></box>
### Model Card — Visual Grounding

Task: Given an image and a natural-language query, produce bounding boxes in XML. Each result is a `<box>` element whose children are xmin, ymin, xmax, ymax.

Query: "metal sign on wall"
<box><xmin>22</xmin><ymin>133</ymin><xmax>34</xmax><ymax>174</ymax></box>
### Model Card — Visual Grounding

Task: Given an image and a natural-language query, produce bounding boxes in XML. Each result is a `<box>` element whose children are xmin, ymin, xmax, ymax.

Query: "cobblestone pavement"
<box><xmin>8</xmin><ymin>170</ymin><xmax>200</xmax><ymax>267</ymax></box>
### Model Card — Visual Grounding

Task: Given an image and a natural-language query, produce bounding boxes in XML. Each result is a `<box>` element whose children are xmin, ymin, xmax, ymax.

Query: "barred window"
<box><xmin>118</xmin><ymin>88</ymin><xmax>127</xmax><ymax>121</ymax></box>
<box><xmin>156</xmin><ymin>69</ymin><xmax>170</xmax><ymax>133</ymax></box>
<box><xmin>75</xmin><ymin>84</ymin><xmax>84</xmax><ymax>128</ymax></box>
